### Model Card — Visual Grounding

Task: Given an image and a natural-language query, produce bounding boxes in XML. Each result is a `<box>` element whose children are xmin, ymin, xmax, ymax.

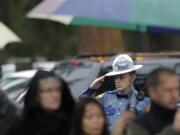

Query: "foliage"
<box><xmin>5</xmin><ymin>0</ymin><xmax>79</xmax><ymax>60</ymax></box>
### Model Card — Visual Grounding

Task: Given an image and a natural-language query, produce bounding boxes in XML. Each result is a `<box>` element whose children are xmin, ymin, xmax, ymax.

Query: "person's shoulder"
<box><xmin>125</xmin><ymin>121</ymin><xmax>150</xmax><ymax>135</ymax></box>
<box><xmin>142</xmin><ymin>96</ymin><xmax>151</xmax><ymax>104</ymax></box>
<box><xmin>8</xmin><ymin>116</ymin><xmax>24</xmax><ymax>135</ymax></box>
<box><xmin>96</xmin><ymin>93</ymin><xmax>106</xmax><ymax>99</ymax></box>
<box><xmin>135</xmin><ymin>90</ymin><xmax>151</xmax><ymax>103</ymax></box>
<box><xmin>133</xmin><ymin>112</ymin><xmax>154</xmax><ymax>131</ymax></box>
<box><xmin>96</xmin><ymin>90</ymin><xmax>116</xmax><ymax>99</ymax></box>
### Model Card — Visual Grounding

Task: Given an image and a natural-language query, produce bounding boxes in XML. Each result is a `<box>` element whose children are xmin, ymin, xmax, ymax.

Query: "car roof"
<box><xmin>3</xmin><ymin>70</ymin><xmax>38</xmax><ymax>79</ymax></box>
<box><xmin>135</xmin><ymin>58</ymin><xmax>180</xmax><ymax>74</ymax></box>
<box><xmin>136</xmin><ymin>58</ymin><xmax>180</xmax><ymax>68</ymax></box>
<box><xmin>102</xmin><ymin>58</ymin><xmax>180</xmax><ymax>74</ymax></box>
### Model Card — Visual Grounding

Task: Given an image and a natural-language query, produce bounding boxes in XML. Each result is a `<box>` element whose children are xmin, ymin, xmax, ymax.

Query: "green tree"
<box><xmin>5</xmin><ymin>0</ymin><xmax>79</xmax><ymax>60</ymax></box>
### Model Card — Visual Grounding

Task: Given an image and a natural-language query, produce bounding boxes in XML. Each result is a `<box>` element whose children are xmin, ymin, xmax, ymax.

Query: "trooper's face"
<box><xmin>114</xmin><ymin>73</ymin><xmax>135</xmax><ymax>92</ymax></box>
<box><xmin>149</xmin><ymin>73</ymin><xmax>180</xmax><ymax>110</ymax></box>
<box><xmin>37</xmin><ymin>77</ymin><xmax>62</xmax><ymax>111</ymax></box>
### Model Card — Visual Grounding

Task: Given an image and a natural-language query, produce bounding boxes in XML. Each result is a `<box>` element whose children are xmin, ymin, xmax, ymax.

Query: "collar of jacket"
<box><xmin>111</xmin><ymin>88</ymin><xmax>137</xmax><ymax>98</ymax></box>
<box><xmin>150</xmin><ymin>101</ymin><xmax>176</xmax><ymax>123</ymax></box>
<box><xmin>107</xmin><ymin>89</ymin><xmax>138</xmax><ymax>104</ymax></box>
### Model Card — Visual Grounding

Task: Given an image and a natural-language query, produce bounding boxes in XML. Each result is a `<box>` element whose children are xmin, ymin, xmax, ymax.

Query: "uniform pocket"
<box><xmin>104</xmin><ymin>107</ymin><xmax>116</xmax><ymax>116</ymax></box>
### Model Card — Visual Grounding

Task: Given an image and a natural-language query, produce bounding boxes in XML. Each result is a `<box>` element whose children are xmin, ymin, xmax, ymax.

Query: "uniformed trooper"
<box><xmin>80</xmin><ymin>54</ymin><xmax>151</xmax><ymax>130</ymax></box>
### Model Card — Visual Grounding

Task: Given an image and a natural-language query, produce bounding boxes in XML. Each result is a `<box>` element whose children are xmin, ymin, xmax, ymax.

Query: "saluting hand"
<box><xmin>90</xmin><ymin>76</ymin><xmax>105</xmax><ymax>90</ymax></box>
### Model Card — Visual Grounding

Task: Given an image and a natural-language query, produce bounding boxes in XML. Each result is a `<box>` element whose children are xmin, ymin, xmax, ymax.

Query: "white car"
<box><xmin>0</xmin><ymin>70</ymin><xmax>38</xmax><ymax>101</ymax></box>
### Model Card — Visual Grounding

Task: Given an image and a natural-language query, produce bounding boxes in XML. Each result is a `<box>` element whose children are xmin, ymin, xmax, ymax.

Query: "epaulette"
<box><xmin>136</xmin><ymin>91</ymin><xmax>145</xmax><ymax>101</ymax></box>
<box><xmin>96</xmin><ymin>93</ymin><xmax>105</xmax><ymax>99</ymax></box>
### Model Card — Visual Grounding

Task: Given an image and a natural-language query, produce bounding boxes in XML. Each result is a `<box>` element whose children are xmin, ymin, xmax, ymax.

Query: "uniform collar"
<box><xmin>112</xmin><ymin>88</ymin><xmax>137</xmax><ymax>99</ymax></box>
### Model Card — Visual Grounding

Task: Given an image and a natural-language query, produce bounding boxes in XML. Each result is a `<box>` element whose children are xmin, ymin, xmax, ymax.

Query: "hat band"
<box><xmin>113</xmin><ymin>64</ymin><xmax>135</xmax><ymax>72</ymax></box>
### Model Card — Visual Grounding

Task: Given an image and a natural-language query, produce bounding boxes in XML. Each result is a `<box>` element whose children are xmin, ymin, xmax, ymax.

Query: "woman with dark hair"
<box><xmin>72</xmin><ymin>97</ymin><xmax>109</xmax><ymax>135</ymax></box>
<box><xmin>9</xmin><ymin>70</ymin><xmax>75</xmax><ymax>135</ymax></box>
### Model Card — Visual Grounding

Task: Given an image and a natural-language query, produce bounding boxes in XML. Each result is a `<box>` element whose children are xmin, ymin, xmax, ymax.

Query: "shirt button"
<box><xmin>119</xmin><ymin>103</ymin><xmax>122</xmax><ymax>105</ymax></box>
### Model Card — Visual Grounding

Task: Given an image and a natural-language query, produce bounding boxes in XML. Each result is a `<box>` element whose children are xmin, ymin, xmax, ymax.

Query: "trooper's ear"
<box><xmin>130</xmin><ymin>74</ymin><xmax>136</xmax><ymax>82</ymax></box>
<box><xmin>133</xmin><ymin>74</ymin><xmax>136</xmax><ymax>81</ymax></box>
<box><xmin>129</xmin><ymin>72</ymin><xmax>136</xmax><ymax>82</ymax></box>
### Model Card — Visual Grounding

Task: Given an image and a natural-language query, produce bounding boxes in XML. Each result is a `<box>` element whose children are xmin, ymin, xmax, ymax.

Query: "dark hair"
<box><xmin>24</xmin><ymin>70</ymin><xmax>75</xmax><ymax>117</ymax></box>
<box><xmin>71</xmin><ymin>97</ymin><xmax>109</xmax><ymax>135</ymax></box>
<box><xmin>129</xmin><ymin>71</ymin><xmax>136</xmax><ymax>75</ymax></box>
<box><xmin>146</xmin><ymin>67</ymin><xmax>178</xmax><ymax>91</ymax></box>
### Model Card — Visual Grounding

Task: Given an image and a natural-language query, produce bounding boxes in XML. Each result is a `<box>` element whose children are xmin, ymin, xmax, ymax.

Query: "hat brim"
<box><xmin>105</xmin><ymin>65</ymin><xmax>143</xmax><ymax>77</ymax></box>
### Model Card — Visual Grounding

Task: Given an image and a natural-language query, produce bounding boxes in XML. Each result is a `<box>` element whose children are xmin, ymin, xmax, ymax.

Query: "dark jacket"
<box><xmin>0</xmin><ymin>91</ymin><xmax>20</xmax><ymax>135</ymax></box>
<box><xmin>10</xmin><ymin>109</ymin><xmax>69</xmax><ymax>135</ymax></box>
<box><xmin>125</xmin><ymin>102</ymin><xmax>180</xmax><ymax>135</ymax></box>
<box><xmin>125</xmin><ymin>123</ymin><xmax>180</xmax><ymax>135</ymax></box>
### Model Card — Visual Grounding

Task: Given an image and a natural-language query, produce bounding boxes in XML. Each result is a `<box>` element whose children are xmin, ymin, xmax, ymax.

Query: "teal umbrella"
<box><xmin>27</xmin><ymin>0</ymin><xmax>180</xmax><ymax>33</ymax></box>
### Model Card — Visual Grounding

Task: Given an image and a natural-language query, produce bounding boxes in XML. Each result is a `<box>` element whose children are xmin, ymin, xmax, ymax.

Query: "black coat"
<box><xmin>9</xmin><ymin>109</ymin><xmax>70</xmax><ymax>135</ymax></box>
<box><xmin>135</xmin><ymin>101</ymin><xmax>176</xmax><ymax>135</ymax></box>
<box><xmin>0</xmin><ymin>91</ymin><xmax>20</xmax><ymax>135</ymax></box>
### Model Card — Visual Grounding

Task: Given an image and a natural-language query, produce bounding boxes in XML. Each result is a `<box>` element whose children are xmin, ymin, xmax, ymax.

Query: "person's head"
<box><xmin>72</xmin><ymin>98</ymin><xmax>109</xmax><ymax>135</ymax></box>
<box><xmin>105</xmin><ymin>54</ymin><xmax>142</xmax><ymax>93</ymax></box>
<box><xmin>24</xmin><ymin>70</ymin><xmax>74</xmax><ymax>115</ymax></box>
<box><xmin>146</xmin><ymin>67</ymin><xmax>180</xmax><ymax>110</ymax></box>
<box><xmin>113</xmin><ymin>71</ymin><xmax>136</xmax><ymax>92</ymax></box>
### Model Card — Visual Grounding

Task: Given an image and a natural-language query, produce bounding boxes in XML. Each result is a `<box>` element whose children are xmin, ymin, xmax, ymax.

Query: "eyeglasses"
<box><xmin>39</xmin><ymin>88</ymin><xmax>61</xmax><ymax>94</ymax></box>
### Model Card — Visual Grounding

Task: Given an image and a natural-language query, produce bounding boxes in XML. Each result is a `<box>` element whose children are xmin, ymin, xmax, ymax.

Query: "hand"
<box><xmin>112</xmin><ymin>111</ymin><xmax>135</xmax><ymax>135</ymax></box>
<box><xmin>173</xmin><ymin>109</ymin><xmax>180</xmax><ymax>133</ymax></box>
<box><xmin>90</xmin><ymin>76</ymin><xmax>105</xmax><ymax>89</ymax></box>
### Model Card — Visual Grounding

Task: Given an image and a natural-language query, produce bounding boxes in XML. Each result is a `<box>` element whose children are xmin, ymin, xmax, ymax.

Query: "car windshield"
<box><xmin>0</xmin><ymin>78</ymin><xmax>18</xmax><ymax>87</ymax></box>
<box><xmin>1</xmin><ymin>77</ymin><xmax>29</xmax><ymax>91</ymax></box>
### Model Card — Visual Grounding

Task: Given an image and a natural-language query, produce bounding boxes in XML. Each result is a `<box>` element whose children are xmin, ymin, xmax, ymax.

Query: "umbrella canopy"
<box><xmin>27</xmin><ymin>0</ymin><xmax>73</xmax><ymax>25</ymax></box>
<box><xmin>0</xmin><ymin>22</ymin><xmax>21</xmax><ymax>49</ymax></box>
<box><xmin>27</xmin><ymin>0</ymin><xmax>180</xmax><ymax>33</ymax></box>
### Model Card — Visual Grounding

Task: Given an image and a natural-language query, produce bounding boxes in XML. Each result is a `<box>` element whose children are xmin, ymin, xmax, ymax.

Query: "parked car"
<box><xmin>3</xmin><ymin>53</ymin><xmax>180</xmax><ymax>101</ymax></box>
<box><xmin>0</xmin><ymin>70</ymin><xmax>37</xmax><ymax>101</ymax></box>
<box><xmin>53</xmin><ymin>56</ymin><xmax>180</xmax><ymax>99</ymax></box>
<box><xmin>53</xmin><ymin>59</ymin><xmax>103</xmax><ymax>99</ymax></box>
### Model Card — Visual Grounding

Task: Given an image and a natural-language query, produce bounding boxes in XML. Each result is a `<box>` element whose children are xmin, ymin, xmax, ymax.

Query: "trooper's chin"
<box><xmin>116</xmin><ymin>87</ymin><xmax>125</xmax><ymax>91</ymax></box>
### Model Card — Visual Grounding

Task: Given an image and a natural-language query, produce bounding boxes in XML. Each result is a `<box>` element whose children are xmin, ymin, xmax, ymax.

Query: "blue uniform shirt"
<box><xmin>80</xmin><ymin>88</ymin><xmax>151</xmax><ymax>130</ymax></box>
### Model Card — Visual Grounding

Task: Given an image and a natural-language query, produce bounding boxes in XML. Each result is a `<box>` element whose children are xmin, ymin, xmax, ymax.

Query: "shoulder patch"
<box><xmin>146</xmin><ymin>103</ymin><xmax>151</xmax><ymax>112</ymax></box>
<box><xmin>96</xmin><ymin>93</ymin><xmax>105</xmax><ymax>99</ymax></box>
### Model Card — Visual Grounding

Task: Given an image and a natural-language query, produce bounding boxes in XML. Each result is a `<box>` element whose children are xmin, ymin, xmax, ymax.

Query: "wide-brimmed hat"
<box><xmin>105</xmin><ymin>54</ymin><xmax>143</xmax><ymax>77</ymax></box>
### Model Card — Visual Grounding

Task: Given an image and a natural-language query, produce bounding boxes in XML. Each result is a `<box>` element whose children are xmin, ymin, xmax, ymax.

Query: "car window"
<box><xmin>136</xmin><ymin>64</ymin><xmax>160</xmax><ymax>75</ymax></box>
<box><xmin>174</xmin><ymin>63</ymin><xmax>180</xmax><ymax>74</ymax></box>
<box><xmin>54</xmin><ymin>63</ymin><xmax>95</xmax><ymax>99</ymax></box>
<box><xmin>1</xmin><ymin>78</ymin><xmax>28</xmax><ymax>92</ymax></box>
<box><xmin>0</xmin><ymin>78</ymin><xmax>19</xmax><ymax>87</ymax></box>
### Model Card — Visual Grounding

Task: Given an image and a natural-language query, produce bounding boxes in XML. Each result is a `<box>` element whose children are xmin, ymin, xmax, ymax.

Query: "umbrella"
<box><xmin>27</xmin><ymin>0</ymin><xmax>180</xmax><ymax>33</ymax></box>
<box><xmin>27</xmin><ymin>0</ymin><xmax>74</xmax><ymax>25</ymax></box>
<box><xmin>0</xmin><ymin>21</ymin><xmax>21</xmax><ymax>49</ymax></box>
